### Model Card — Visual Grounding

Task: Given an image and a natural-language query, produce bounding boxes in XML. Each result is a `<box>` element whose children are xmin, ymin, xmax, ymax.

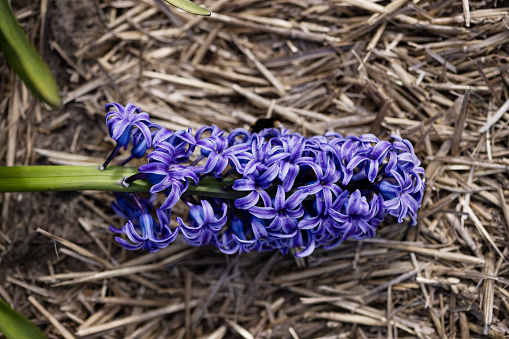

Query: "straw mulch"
<box><xmin>1</xmin><ymin>0</ymin><xmax>509</xmax><ymax>338</ymax></box>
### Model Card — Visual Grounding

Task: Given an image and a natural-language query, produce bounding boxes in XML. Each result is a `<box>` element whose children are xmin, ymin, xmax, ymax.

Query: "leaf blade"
<box><xmin>0</xmin><ymin>0</ymin><xmax>61</xmax><ymax>108</ymax></box>
<box><xmin>0</xmin><ymin>300</ymin><xmax>47</xmax><ymax>339</ymax></box>
<box><xmin>163</xmin><ymin>0</ymin><xmax>210</xmax><ymax>16</ymax></box>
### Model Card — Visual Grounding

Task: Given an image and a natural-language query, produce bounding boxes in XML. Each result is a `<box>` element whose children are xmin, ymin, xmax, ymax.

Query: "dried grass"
<box><xmin>1</xmin><ymin>0</ymin><xmax>509</xmax><ymax>338</ymax></box>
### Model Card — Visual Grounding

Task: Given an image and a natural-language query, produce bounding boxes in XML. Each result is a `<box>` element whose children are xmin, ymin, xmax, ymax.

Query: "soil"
<box><xmin>1</xmin><ymin>0</ymin><xmax>103</xmax><ymax>276</ymax></box>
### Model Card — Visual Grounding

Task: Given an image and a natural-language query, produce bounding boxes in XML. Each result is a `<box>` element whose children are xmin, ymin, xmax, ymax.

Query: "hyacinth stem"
<box><xmin>123</xmin><ymin>172</ymin><xmax>148</xmax><ymax>186</ymax></box>
<box><xmin>0</xmin><ymin>166</ymin><xmax>243</xmax><ymax>198</ymax></box>
<box><xmin>0</xmin><ymin>166</ymin><xmax>147</xmax><ymax>192</ymax></box>
<box><xmin>129</xmin><ymin>192</ymin><xmax>145</xmax><ymax>211</ymax></box>
<box><xmin>100</xmin><ymin>144</ymin><xmax>122</xmax><ymax>170</ymax></box>
<box><xmin>119</xmin><ymin>154</ymin><xmax>135</xmax><ymax>166</ymax></box>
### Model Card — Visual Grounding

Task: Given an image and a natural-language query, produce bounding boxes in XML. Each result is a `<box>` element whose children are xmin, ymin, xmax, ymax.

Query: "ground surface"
<box><xmin>1</xmin><ymin>0</ymin><xmax>509</xmax><ymax>338</ymax></box>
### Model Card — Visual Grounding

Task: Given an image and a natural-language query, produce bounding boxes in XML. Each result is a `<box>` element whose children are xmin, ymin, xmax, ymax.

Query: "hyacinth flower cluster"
<box><xmin>104</xmin><ymin>103</ymin><xmax>425</xmax><ymax>257</ymax></box>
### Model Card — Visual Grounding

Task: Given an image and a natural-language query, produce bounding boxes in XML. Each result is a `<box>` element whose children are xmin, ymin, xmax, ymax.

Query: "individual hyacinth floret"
<box><xmin>105</xmin><ymin>103</ymin><xmax>425</xmax><ymax>257</ymax></box>
<box><xmin>101</xmin><ymin>103</ymin><xmax>155</xmax><ymax>170</ymax></box>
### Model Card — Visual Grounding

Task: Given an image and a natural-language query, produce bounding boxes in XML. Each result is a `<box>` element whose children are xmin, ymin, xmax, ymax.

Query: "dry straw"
<box><xmin>1</xmin><ymin>0</ymin><xmax>509</xmax><ymax>338</ymax></box>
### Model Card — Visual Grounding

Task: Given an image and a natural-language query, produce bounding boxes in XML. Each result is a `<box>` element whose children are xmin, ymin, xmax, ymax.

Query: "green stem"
<box><xmin>0</xmin><ymin>166</ymin><xmax>242</xmax><ymax>198</ymax></box>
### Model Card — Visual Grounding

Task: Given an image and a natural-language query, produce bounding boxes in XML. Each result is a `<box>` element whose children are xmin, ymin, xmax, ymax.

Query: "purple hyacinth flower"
<box><xmin>300</xmin><ymin>155</ymin><xmax>342</xmax><ymax>213</ymax></box>
<box><xmin>139</xmin><ymin>149</ymin><xmax>199</xmax><ymax>209</ymax></box>
<box><xmin>267</xmin><ymin>134</ymin><xmax>314</xmax><ymax>192</ymax></box>
<box><xmin>100</xmin><ymin>103</ymin><xmax>427</xmax><ymax>256</ymax></box>
<box><xmin>345</xmin><ymin>139</ymin><xmax>392</xmax><ymax>183</ymax></box>
<box><xmin>195</xmin><ymin>126</ymin><xmax>251</xmax><ymax>177</ymax></box>
<box><xmin>238</xmin><ymin>133</ymin><xmax>283</xmax><ymax>175</ymax></box>
<box><xmin>105</xmin><ymin>103</ymin><xmax>152</xmax><ymax>147</ymax></box>
<box><xmin>295</xmin><ymin>230</ymin><xmax>317</xmax><ymax>258</ymax></box>
<box><xmin>232</xmin><ymin>218</ymin><xmax>269</xmax><ymax>253</ymax></box>
<box><xmin>233</xmin><ymin>165</ymin><xmax>280</xmax><ymax>210</ymax></box>
<box><xmin>379</xmin><ymin>170</ymin><xmax>422</xmax><ymax>225</ymax></box>
<box><xmin>110</xmin><ymin>213</ymin><xmax>178</xmax><ymax>253</ymax></box>
<box><xmin>111</xmin><ymin>192</ymin><xmax>155</xmax><ymax>222</ymax></box>
<box><xmin>215</xmin><ymin>218</ymin><xmax>243</xmax><ymax>254</ymax></box>
<box><xmin>298</xmin><ymin>196</ymin><xmax>343</xmax><ymax>246</ymax></box>
<box><xmin>386</xmin><ymin>135</ymin><xmax>425</xmax><ymax>194</ymax></box>
<box><xmin>329</xmin><ymin>190</ymin><xmax>382</xmax><ymax>241</ymax></box>
<box><xmin>298</xmin><ymin>190</ymin><xmax>350</xmax><ymax>252</ymax></box>
<box><xmin>227</xmin><ymin>128</ymin><xmax>252</xmax><ymax>146</ymax></box>
<box><xmin>118</xmin><ymin>125</ymin><xmax>161</xmax><ymax>166</ymax></box>
<box><xmin>130</xmin><ymin>130</ymin><xmax>151</xmax><ymax>158</ymax></box>
<box><xmin>177</xmin><ymin>200</ymin><xmax>228</xmax><ymax>246</ymax></box>
<box><xmin>249</xmin><ymin>185</ymin><xmax>307</xmax><ymax>234</ymax></box>
<box><xmin>151</xmin><ymin>128</ymin><xmax>197</xmax><ymax>164</ymax></box>
<box><xmin>101</xmin><ymin>103</ymin><xmax>154</xmax><ymax>170</ymax></box>
<box><xmin>269</xmin><ymin>227</ymin><xmax>302</xmax><ymax>255</ymax></box>
<box><xmin>215</xmin><ymin>217</ymin><xmax>268</xmax><ymax>254</ymax></box>
<box><xmin>337</xmin><ymin>136</ymin><xmax>364</xmax><ymax>163</ymax></box>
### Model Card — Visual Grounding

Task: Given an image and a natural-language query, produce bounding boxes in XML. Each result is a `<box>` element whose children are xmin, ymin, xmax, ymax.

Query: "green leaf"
<box><xmin>163</xmin><ymin>0</ymin><xmax>210</xmax><ymax>16</ymax></box>
<box><xmin>0</xmin><ymin>0</ymin><xmax>61</xmax><ymax>108</ymax></box>
<box><xmin>0</xmin><ymin>300</ymin><xmax>47</xmax><ymax>339</ymax></box>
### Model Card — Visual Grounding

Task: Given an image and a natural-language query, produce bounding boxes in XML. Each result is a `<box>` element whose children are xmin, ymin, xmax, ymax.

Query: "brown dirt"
<box><xmin>1</xmin><ymin>0</ymin><xmax>103</xmax><ymax>274</ymax></box>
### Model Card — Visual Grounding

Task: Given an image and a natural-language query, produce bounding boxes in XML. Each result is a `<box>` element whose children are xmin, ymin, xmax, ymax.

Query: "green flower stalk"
<box><xmin>0</xmin><ymin>166</ymin><xmax>241</xmax><ymax>198</ymax></box>
<box><xmin>0</xmin><ymin>166</ymin><xmax>147</xmax><ymax>192</ymax></box>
